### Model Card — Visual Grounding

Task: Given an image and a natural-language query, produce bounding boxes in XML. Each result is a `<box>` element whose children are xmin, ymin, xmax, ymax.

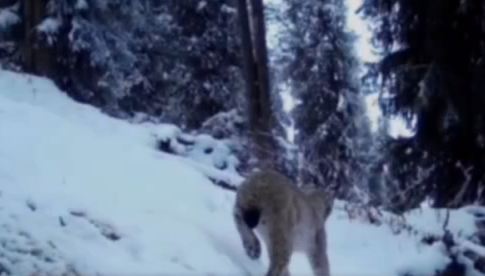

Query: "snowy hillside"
<box><xmin>0</xmin><ymin>70</ymin><xmax>482</xmax><ymax>275</ymax></box>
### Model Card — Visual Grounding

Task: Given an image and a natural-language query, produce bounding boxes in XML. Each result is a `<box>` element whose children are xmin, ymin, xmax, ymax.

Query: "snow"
<box><xmin>37</xmin><ymin>18</ymin><xmax>61</xmax><ymax>34</ymax></box>
<box><xmin>197</xmin><ymin>1</ymin><xmax>207</xmax><ymax>11</ymax></box>
<box><xmin>0</xmin><ymin>6</ymin><xmax>19</xmax><ymax>30</ymax></box>
<box><xmin>328</xmin><ymin>211</ymin><xmax>449</xmax><ymax>276</ymax></box>
<box><xmin>0</xmin><ymin>70</ymin><xmax>482</xmax><ymax>275</ymax></box>
<box><xmin>37</xmin><ymin>17</ymin><xmax>62</xmax><ymax>45</ymax></box>
<box><xmin>75</xmin><ymin>0</ymin><xmax>89</xmax><ymax>11</ymax></box>
<box><xmin>345</xmin><ymin>0</ymin><xmax>379</xmax><ymax>64</ymax></box>
<box><xmin>403</xmin><ymin>208</ymin><xmax>477</xmax><ymax>238</ymax></box>
<box><xmin>0</xmin><ymin>71</ymin><xmax>245</xmax><ymax>274</ymax></box>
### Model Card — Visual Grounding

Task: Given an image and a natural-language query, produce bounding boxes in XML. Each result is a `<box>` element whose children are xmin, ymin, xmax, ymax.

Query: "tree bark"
<box><xmin>23</xmin><ymin>0</ymin><xmax>51</xmax><ymax>76</ymax></box>
<box><xmin>0</xmin><ymin>0</ymin><xmax>17</xmax><ymax>8</ymax></box>
<box><xmin>237</xmin><ymin>0</ymin><xmax>276</xmax><ymax>164</ymax></box>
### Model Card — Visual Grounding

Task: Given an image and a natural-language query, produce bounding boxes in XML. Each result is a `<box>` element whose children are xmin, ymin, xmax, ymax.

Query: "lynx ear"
<box><xmin>242</xmin><ymin>207</ymin><xmax>261</xmax><ymax>229</ymax></box>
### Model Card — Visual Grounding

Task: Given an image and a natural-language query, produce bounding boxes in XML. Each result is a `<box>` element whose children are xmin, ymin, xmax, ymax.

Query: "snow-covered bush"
<box><xmin>152</xmin><ymin>124</ymin><xmax>241</xmax><ymax>175</ymax></box>
<box><xmin>200</xmin><ymin>109</ymin><xmax>245</xmax><ymax>140</ymax></box>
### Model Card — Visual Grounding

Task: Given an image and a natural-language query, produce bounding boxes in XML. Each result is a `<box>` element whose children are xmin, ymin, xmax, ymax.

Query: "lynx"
<box><xmin>232</xmin><ymin>169</ymin><xmax>332</xmax><ymax>276</ymax></box>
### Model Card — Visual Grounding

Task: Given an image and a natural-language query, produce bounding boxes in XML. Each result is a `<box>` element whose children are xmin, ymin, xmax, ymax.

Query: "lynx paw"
<box><xmin>244</xmin><ymin>236</ymin><xmax>261</xmax><ymax>260</ymax></box>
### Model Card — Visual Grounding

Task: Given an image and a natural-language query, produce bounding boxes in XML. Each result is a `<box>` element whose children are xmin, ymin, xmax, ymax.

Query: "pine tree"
<box><xmin>362</xmin><ymin>0</ymin><xmax>485</xmax><ymax>208</ymax></box>
<box><xmin>281</xmin><ymin>0</ymin><xmax>370</xmax><ymax>199</ymax></box>
<box><xmin>0</xmin><ymin>0</ymin><xmax>244</xmax><ymax>129</ymax></box>
<box><xmin>154</xmin><ymin>0</ymin><xmax>244</xmax><ymax>129</ymax></box>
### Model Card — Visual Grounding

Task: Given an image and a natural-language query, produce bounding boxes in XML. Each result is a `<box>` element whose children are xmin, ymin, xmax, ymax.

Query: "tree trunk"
<box><xmin>23</xmin><ymin>0</ymin><xmax>51</xmax><ymax>76</ymax></box>
<box><xmin>0</xmin><ymin>0</ymin><xmax>17</xmax><ymax>8</ymax></box>
<box><xmin>237</xmin><ymin>0</ymin><xmax>276</xmax><ymax>164</ymax></box>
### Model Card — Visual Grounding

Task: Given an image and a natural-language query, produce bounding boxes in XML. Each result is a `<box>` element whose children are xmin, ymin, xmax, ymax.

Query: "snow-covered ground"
<box><xmin>0</xmin><ymin>70</ymin><xmax>481</xmax><ymax>275</ymax></box>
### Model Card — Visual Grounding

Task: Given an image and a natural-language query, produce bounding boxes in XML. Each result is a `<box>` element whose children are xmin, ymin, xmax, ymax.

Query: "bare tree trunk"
<box><xmin>237</xmin><ymin>0</ymin><xmax>276</xmax><ymax>164</ymax></box>
<box><xmin>236</xmin><ymin>0</ymin><xmax>257</xmax><ymax>119</ymax></box>
<box><xmin>23</xmin><ymin>0</ymin><xmax>51</xmax><ymax>76</ymax></box>
<box><xmin>250</xmin><ymin>0</ymin><xmax>275</xmax><ymax>162</ymax></box>
<box><xmin>0</xmin><ymin>0</ymin><xmax>17</xmax><ymax>8</ymax></box>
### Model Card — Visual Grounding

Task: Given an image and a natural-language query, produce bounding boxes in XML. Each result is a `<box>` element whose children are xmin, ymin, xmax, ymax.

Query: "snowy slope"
<box><xmin>0</xmin><ymin>70</ymin><xmax>481</xmax><ymax>275</ymax></box>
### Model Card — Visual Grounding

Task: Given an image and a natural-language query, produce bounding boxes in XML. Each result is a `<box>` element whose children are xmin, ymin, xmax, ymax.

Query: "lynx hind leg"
<box><xmin>266</xmin><ymin>224</ymin><xmax>292</xmax><ymax>276</ymax></box>
<box><xmin>308</xmin><ymin>189</ymin><xmax>334</xmax><ymax>221</ymax></box>
<box><xmin>308</xmin><ymin>227</ymin><xmax>330</xmax><ymax>276</ymax></box>
<box><xmin>234</xmin><ymin>209</ymin><xmax>261</xmax><ymax>260</ymax></box>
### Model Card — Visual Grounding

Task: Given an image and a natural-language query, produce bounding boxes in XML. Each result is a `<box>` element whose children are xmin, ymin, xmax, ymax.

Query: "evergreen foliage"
<box><xmin>280</xmin><ymin>0</ymin><xmax>371</xmax><ymax>200</ymax></box>
<box><xmin>362</xmin><ymin>0</ymin><xmax>485</xmax><ymax>208</ymax></box>
<box><xmin>0</xmin><ymin>0</ymin><xmax>243</xmax><ymax>129</ymax></box>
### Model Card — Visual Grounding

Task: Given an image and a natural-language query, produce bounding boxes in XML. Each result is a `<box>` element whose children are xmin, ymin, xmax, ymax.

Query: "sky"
<box><xmin>345</xmin><ymin>0</ymin><xmax>415</xmax><ymax>137</ymax></box>
<box><xmin>345</xmin><ymin>0</ymin><xmax>380</xmax><ymax>63</ymax></box>
<box><xmin>344</xmin><ymin>0</ymin><xmax>385</xmax><ymax>132</ymax></box>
